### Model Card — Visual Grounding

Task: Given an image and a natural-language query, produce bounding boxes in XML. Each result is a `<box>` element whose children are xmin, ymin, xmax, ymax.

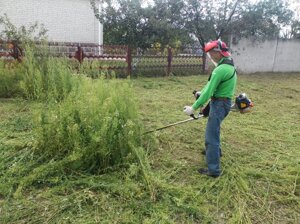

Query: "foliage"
<box><xmin>91</xmin><ymin>0</ymin><xmax>145</xmax><ymax>47</ymax></box>
<box><xmin>291</xmin><ymin>20</ymin><xmax>300</xmax><ymax>39</ymax></box>
<box><xmin>0</xmin><ymin>45</ymin><xmax>79</xmax><ymax>100</ymax></box>
<box><xmin>76</xmin><ymin>59</ymin><xmax>126</xmax><ymax>78</ymax></box>
<box><xmin>19</xmin><ymin>47</ymin><xmax>78</xmax><ymax>102</ymax></box>
<box><xmin>181</xmin><ymin>0</ymin><xmax>220</xmax><ymax>45</ymax></box>
<box><xmin>1</xmin><ymin>74</ymin><xmax>299</xmax><ymax>223</ymax></box>
<box><xmin>33</xmin><ymin>78</ymin><xmax>142</xmax><ymax>172</ymax></box>
<box><xmin>91</xmin><ymin>0</ymin><xmax>295</xmax><ymax>49</ymax></box>
<box><xmin>0</xmin><ymin>13</ymin><xmax>47</xmax><ymax>43</ymax></box>
<box><xmin>144</xmin><ymin>0</ymin><xmax>192</xmax><ymax>48</ymax></box>
<box><xmin>0</xmin><ymin>59</ymin><xmax>149</xmax><ymax>198</ymax></box>
<box><xmin>91</xmin><ymin>0</ymin><xmax>192</xmax><ymax>49</ymax></box>
<box><xmin>230</xmin><ymin>0</ymin><xmax>294</xmax><ymax>40</ymax></box>
<box><xmin>0</xmin><ymin>60</ymin><xmax>23</xmax><ymax>97</ymax></box>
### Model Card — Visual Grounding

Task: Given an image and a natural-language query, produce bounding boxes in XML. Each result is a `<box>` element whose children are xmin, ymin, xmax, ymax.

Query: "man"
<box><xmin>183</xmin><ymin>40</ymin><xmax>237</xmax><ymax>177</ymax></box>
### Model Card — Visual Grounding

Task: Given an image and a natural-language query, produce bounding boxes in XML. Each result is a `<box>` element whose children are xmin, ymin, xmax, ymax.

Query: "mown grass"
<box><xmin>0</xmin><ymin>73</ymin><xmax>300</xmax><ymax>223</ymax></box>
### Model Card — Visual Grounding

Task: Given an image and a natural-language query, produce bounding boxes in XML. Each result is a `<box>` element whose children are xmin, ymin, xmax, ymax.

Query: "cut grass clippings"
<box><xmin>0</xmin><ymin>73</ymin><xmax>300</xmax><ymax>223</ymax></box>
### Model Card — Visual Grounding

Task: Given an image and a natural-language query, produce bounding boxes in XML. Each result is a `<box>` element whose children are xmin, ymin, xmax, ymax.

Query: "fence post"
<box><xmin>126</xmin><ymin>47</ymin><xmax>132</xmax><ymax>77</ymax></box>
<box><xmin>9</xmin><ymin>41</ymin><xmax>23</xmax><ymax>62</ymax></box>
<box><xmin>75</xmin><ymin>46</ymin><xmax>84</xmax><ymax>63</ymax></box>
<box><xmin>167</xmin><ymin>47</ymin><xmax>172</xmax><ymax>75</ymax></box>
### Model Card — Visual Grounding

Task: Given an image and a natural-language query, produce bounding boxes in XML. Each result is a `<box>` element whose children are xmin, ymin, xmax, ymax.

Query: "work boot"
<box><xmin>198</xmin><ymin>168</ymin><xmax>220</xmax><ymax>178</ymax></box>
<box><xmin>202</xmin><ymin>148</ymin><xmax>223</xmax><ymax>157</ymax></box>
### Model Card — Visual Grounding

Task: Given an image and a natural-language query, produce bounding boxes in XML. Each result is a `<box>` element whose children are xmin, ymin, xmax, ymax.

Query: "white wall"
<box><xmin>0</xmin><ymin>0</ymin><xmax>103</xmax><ymax>44</ymax></box>
<box><xmin>272</xmin><ymin>39</ymin><xmax>300</xmax><ymax>72</ymax></box>
<box><xmin>230</xmin><ymin>38</ymin><xmax>300</xmax><ymax>73</ymax></box>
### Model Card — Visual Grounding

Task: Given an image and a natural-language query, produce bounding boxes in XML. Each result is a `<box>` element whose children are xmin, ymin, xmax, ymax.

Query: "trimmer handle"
<box><xmin>190</xmin><ymin>114</ymin><xmax>197</xmax><ymax>119</ymax></box>
<box><xmin>193</xmin><ymin>90</ymin><xmax>201</xmax><ymax>100</ymax></box>
<box><xmin>190</xmin><ymin>112</ymin><xmax>203</xmax><ymax>120</ymax></box>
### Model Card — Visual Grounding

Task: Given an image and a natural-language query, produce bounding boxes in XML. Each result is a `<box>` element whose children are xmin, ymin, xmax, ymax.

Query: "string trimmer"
<box><xmin>143</xmin><ymin>92</ymin><xmax>254</xmax><ymax>134</ymax></box>
<box><xmin>143</xmin><ymin>113</ymin><xmax>204</xmax><ymax>135</ymax></box>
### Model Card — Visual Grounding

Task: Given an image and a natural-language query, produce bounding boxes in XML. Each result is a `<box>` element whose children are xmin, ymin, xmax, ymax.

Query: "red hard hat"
<box><xmin>204</xmin><ymin>40</ymin><xmax>231</xmax><ymax>57</ymax></box>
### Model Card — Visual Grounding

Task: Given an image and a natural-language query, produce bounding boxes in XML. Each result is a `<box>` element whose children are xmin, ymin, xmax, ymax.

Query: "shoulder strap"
<box><xmin>208</xmin><ymin>58</ymin><xmax>235</xmax><ymax>81</ymax></box>
<box><xmin>220</xmin><ymin>69</ymin><xmax>236</xmax><ymax>84</ymax></box>
<box><xmin>220</xmin><ymin>58</ymin><xmax>234</xmax><ymax>66</ymax></box>
<box><xmin>220</xmin><ymin>58</ymin><xmax>236</xmax><ymax>83</ymax></box>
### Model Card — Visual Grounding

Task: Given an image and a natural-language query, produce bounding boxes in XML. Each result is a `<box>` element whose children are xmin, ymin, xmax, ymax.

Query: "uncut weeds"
<box><xmin>0</xmin><ymin>73</ymin><xmax>300</xmax><ymax>223</ymax></box>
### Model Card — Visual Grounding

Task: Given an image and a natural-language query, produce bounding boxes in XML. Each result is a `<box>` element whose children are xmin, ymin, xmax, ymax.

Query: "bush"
<box><xmin>0</xmin><ymin>43</ymin><xmax>153</xmax><ymax>196</ymax></box>
<box><xmin>0</xmin><ymin>45</ymin><xmax>79</xmax><ymax>101</ymax></box>
<box><xmin>19</xmin><ymin>46</ymin><xmax>79</xmax><ymax>102</ymax></box>
<box><xmin>0</xmin><ymin>60</ymin><xmax>23</xmax><ymax>97</ymax></box>
<box><xmin>76</xmin><ymin>59</ymin><xmax>127</xmax><ymax>79</ymax></box>
<box><xmin>33</xmin><ymin>77</ymin><xmax>143</xmax><ymax>174</ymax></box>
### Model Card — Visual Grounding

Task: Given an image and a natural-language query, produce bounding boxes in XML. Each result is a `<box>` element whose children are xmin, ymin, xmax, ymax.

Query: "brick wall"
<box><xmin>0</xmin><ymin>0</ymin><xmax>103</xmax><ymax>44</ymax></box>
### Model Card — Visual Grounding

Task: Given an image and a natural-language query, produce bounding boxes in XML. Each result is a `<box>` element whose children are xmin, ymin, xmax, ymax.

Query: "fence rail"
<box><xmin>0</xmin><ymin>40</ymin><xmax>205</xmax><ymax>76</ymax></box>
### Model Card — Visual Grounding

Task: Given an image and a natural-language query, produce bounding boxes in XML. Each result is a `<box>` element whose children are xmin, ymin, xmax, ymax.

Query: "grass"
<box><xmin>1</xmin><ymin>73</ymin><xmax>300</xmax><ymax>223</ymax></box>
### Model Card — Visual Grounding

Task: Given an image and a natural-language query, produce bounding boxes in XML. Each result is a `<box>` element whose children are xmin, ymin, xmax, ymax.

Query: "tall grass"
<box><xmin>0</xmin><ymin>45</ymin><xmax>79</xmax><ymax>101</ymax></box>
<box><xmin>1</xmin><ymin>74</ymin><xmax>299</xmax><ymax>223</ymax></box>
<box><xmin>11</xmin><ymin>77</ymin><xmax>152</xmax><ymax>197</ymax></box>
<box><xmin>34</xmin><ymin>78</ymin><xmax>142</xmax><ymax>170</ymax></box>
<box><xmin>0</xmin><ymin>60</ymin><xmax>23</xmax><ymax>97</ymax></box>
<box><xmin>19</xmin><ymin>46</ymin><xmax>78</xmax><ymax>101</ymax></box>
<box><xmin>0</xmin><ymin>44</ymin><xmax>152</xmax><ymax>198</ymax></box>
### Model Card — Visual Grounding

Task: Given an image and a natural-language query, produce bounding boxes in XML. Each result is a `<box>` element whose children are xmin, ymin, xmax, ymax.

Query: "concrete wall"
<box><xmin>0</xmin><ymin>0</ymin><xmax>103</xmax><ymax>44</ymax></box>
<box><xmin>230</xmin><ymin>38</ymin><xmax>300</xmax><ymax>73</ymax></box>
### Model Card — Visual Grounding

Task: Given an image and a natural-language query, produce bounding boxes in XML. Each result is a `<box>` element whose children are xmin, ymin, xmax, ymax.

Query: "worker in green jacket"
<box><xmin>184</xmin><ymin>40</ymin><xmax>237</xmax><ymax>177</ymax></box>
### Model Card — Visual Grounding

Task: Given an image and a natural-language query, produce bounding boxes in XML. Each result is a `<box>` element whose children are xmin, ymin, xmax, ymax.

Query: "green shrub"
<box><xmin>0</xmin><ymin>45</ymin><xmax>79</xmax><ymax>101</ymax></box>
<box><xmin>19</xmin><ymin>46</ymin><xmax>79</xmax><ymax>102</ymax></box>
<box><xmin>33</xmin><ymin>77</ymin><xmax>142</xmax><ymax>174</ymax></box>
<box><xmin>77</xmin><ymin>60</ymin><xmax>126</xmax><ymax>79</ymax></box>
<box><xmin>0</xmin><ymin>60</ymin><xmax>23</xmax><ymax>97</ymax></box>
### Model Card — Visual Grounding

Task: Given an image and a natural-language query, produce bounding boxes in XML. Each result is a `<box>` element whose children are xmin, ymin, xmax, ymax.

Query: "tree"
<box><xmin>229</xmin><ymin>0</ymin><xmax>294</xmax><ymax>39</ymax></box>
<box><xmin>181</xmin><ymin>0</ymin><xmax>242</xmax><ymax>47</ymax></box>
<box><xmin>91</xmin><ymin>0</ymin><xmax>191</xmax><ymax>49</ymax></box>
<box><xmin>143</xmin><ymin>0</ymin><xmax>192</xmax><ymax>49</ymax></box>
<box><xmin>91</xmin><ymin>0</ymin><xmax>295</xmax><ymax>49</ymax></box>
<box><xmin>291</xmin><ymin>20</ymin><xmax>300</xmax><ymax>39</ymax></box>
<box><xmin>91</xmin><ymin>0</ymin><xmax>143</xmax><ymax>47</ymax></box>
<box><xmin>0</xmin><ymin>14</ymin><xmax>48</xmax><ymax>62</ymax></box>
<box><xmin>181</xmin><ymin>0</ymin><xmax>294</xmax><ymax>45</ymax></box>
<box><xmin>0</xmin><ymin>14</ymin><xmax>47</xmax><ymax>43</ymax></box>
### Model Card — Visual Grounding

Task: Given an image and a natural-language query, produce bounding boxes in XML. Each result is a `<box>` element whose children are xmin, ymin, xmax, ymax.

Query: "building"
<box><xmin>0</xmin><ymin>0</ymin><xmax>103</xmax><ymax>44</ymax></box>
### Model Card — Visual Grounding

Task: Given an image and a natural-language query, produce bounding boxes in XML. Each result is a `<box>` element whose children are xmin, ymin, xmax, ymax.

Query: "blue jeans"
<box><xmin>205</xmin><ymin>99</ymin><xmax>231</xmax><ymax>176</ymax></box>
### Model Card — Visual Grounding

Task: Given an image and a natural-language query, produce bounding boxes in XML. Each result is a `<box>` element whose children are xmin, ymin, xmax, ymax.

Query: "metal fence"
<box><xmin>0</xmin><ymin>41</ymin><xmax>205</xmax><ymax>76</ymax></box>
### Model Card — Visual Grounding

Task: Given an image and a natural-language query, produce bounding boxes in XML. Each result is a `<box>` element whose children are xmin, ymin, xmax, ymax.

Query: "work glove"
<box><xmin>183</xmin><ymin>106</ymin><xmax>194</xmax><ymax>116</ymax></box>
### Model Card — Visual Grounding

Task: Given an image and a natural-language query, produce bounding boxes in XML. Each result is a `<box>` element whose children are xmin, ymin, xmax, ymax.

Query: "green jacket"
<box><xmin>192</xmin><ymin>57</ymin><xmax>237</xmax><ymax>110</ymax></box>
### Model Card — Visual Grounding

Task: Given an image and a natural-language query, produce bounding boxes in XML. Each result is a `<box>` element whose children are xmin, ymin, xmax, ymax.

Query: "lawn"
<box><xmin>0</xmin><ymin>73</ymin><xmax>299</xmax><ymax>223</ymax></box>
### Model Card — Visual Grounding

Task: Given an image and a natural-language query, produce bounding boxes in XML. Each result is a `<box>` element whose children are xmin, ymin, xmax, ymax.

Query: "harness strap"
<box><xmin>220</xmin><ymin>69</ymin><xmax>236</xmax><ymax>84</ymax></box>
<box><xmin>208</xmin><ymin>58</ymin><xmax>236</xmax><ymax>82</ymax></box>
